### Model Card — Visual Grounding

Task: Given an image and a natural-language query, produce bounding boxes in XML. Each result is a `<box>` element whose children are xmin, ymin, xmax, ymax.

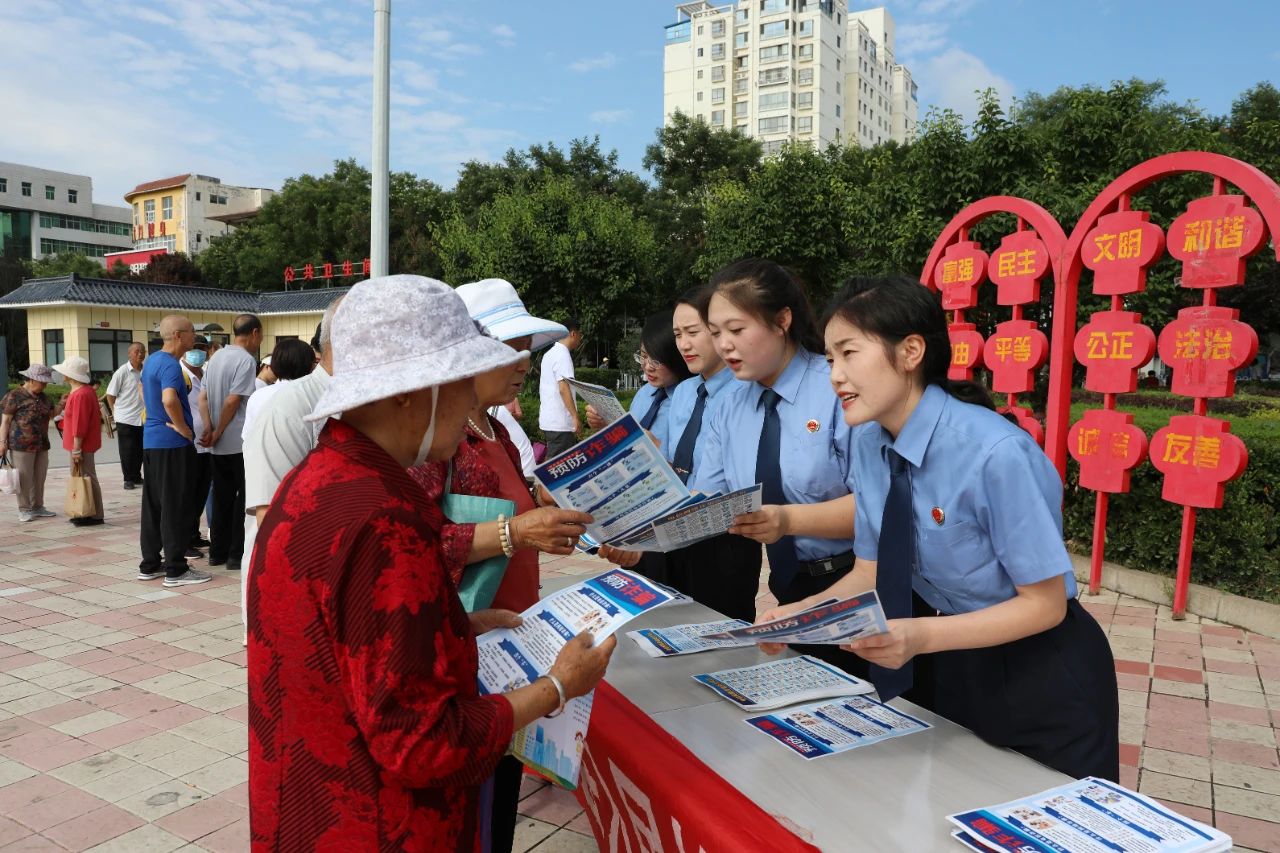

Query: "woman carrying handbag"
<box><xmin>54</xmin><ymin>357</ymin><xmax>105</xmax><ymax>527</ymax></box>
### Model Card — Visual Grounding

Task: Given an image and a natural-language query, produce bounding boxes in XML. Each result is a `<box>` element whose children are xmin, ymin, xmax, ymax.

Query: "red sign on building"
<box><xmin>1167</xmin><ymin>195</ymin><xmax>1266</xmax><ymax>289</ymax></box>
<box><xmin>282</xmin><ymin>258</ymin><xmax>371</xmax><ymax>285</ymax></box>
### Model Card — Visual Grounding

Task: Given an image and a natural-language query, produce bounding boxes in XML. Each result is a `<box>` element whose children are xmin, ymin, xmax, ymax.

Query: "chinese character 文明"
<box><xmin>1118</xmin><ymin>228</ymin><xmax>1142</xmax><ymax>259</ymax></box>
<box><xmin>1162</xmin><ymin>433</ymin><xmax>1192</xmax><ymax>465</ymax></box>
<box><xmin>1077</xmin><ymin>428</ymin><xmax>1101</xmax><ymax>457</ymax></box>
<box><xmin>1182</xmin><ymin>219</ymin><xmax>1212</xmax><ymax>253</ymax></box>
<box><xmin>1214</xmin><ymin>215</ymin><xmax>1245</xmax><ymax>250</ymax></box>
<box><xmin>1109</xmin><ymin>432</ymin><xmax>1130</xmax><ymax>459</ymax></box>
<box><xmin>1012</xmin><ymin>336</ymin><xmax>1032</xmax><ymax>363</ymax></box>
<box><xmin>1193</xmin><ymin>436</ymin><xmax>1221</xmax><ymax>469</ymax></box>
<box><xmin>1173</xmin><ymin>328</ymin><xmax>1202</xmax><ymax>360</ymax></box>
<box><xmin>1092</xmin><ymin>233</ymin><xmax>1117</xmax><ymax>262</ymax></box>
<box><xmin>952</xmin><ymin>341</ymin><xmax>971</xmax><ymax>365</ymax></box>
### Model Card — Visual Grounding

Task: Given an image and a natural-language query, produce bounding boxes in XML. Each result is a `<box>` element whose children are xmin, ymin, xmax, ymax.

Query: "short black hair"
<box><xmin>310</xmin><ymin>322</ymin><xmax>323</xmax><ymax>354</ymax></box>
<box><xmin>233</xmin><ymin>314</ymin><xmax>262</xmax><ymax>336</ymax></box>
<box><xmin>269</xmin><ymin>339</ymin><xmax>316</xmax><ymax>382</ymax></box>
<box><xmin>641</xmin><ymin>310</ymin><xmax>693</xmax><ymax>383</ymax></box>
<box><xmin>563</xmin><ymin>316</ymin><xmax>581</xmax><ymax>334</ymax></box>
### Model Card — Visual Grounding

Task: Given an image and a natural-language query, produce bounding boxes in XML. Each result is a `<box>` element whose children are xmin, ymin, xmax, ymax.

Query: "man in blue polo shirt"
<box><xmin>138</xmin><ymin>315</ymin><xmax>211</xmax><ymax>587</ymax></box>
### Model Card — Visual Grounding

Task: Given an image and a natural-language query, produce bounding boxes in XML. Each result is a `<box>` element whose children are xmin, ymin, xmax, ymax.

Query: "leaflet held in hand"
<box><xmin>566</xmin><ymin>378</ymin><xmax>626</xmax><ymax>423</ymax></box>
<box><xmin>692</xmin><ymin>655</ymin><xmax>874</xmax><ymax>711</ymax></box>
<box><xmin>535</xmin><ymin>413</ymin><xmax>761</xmax><ymax>553</ymax></box>
<box><xmin>700</xmin><ymin>591</ymin><xmax>889</xmax><ymax>646</ymax></box>
<box><xmin>476</xmin><ymin>569</ymin><xmax>677</xmax><ymax>789</ymax></box>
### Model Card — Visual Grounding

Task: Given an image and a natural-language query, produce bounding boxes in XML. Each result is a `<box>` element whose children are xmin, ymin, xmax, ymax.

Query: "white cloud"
<box><xmin>492</xmin><ymin>23</ymin><xmax>516</xmax><ymax>42</ymax></box>
<box><xmin>896</xmin><ymin>21</ymin><xmax>950</xmax><ymax>59</ymax></box>
<box><xmin>589</xmin><ymin>109</ymin><xmax>632</xmax><ymax>124</ymax></box>
<box><xmin>915</xmin><ymin>0</ymin><xmax>979</xmax><ymax>16</ymax></box>
<box><xmin>918</xmin><ymin>48</ymin><xmax>1014</xmax><ymax>118</ymax></box>
<box><xmin>569</xmin><ymin>53</ymin><xmax>617</xmax><ymax>73</ymax></box>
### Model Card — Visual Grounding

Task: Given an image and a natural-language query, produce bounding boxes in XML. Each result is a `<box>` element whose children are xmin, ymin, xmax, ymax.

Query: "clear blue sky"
<box><xmin>1</xmin><ymin>0</ymin><xmax>1275</xmax><ymax>205</ymax></box>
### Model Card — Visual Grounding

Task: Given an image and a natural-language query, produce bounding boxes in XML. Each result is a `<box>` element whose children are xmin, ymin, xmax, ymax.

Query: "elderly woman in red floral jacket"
<box><xmin>246</xmin><ymin>275</ymin><xmax>616</xmax><ymax>853</ymax></box>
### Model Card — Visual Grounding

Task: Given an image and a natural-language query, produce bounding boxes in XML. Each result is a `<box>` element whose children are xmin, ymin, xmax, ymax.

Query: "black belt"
<box><xmin>797</xmin><ymin>550</ymin><xmax>854</xmax><ymax>577</ymax></box>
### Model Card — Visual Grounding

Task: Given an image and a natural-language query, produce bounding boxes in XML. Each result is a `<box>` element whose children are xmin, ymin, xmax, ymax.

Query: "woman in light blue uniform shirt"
<box><xmin>692</xmin><ymin>259</ymin><xmax>864</xmax><ymax>673</ymax></box>
<box><xmin>761</xmin><ymin>274</ymin><xmax>1118</xmax><ymax>781</ymax></box>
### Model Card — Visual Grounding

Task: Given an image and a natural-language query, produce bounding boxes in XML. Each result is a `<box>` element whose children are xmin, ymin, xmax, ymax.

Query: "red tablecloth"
<box><xmin>573</xmin><ymin>681</ymin><xmax>821</xmax><ymax>852</ymax></box>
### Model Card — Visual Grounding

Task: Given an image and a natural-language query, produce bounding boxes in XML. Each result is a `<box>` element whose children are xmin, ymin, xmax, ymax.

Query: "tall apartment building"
<box><xmin>0</xmin><ymin>162</ymin><xmax>133</xmax><ymax>263</ymax></box>
<box><xmin>123</xmin><ymin>174</ymin><xmax>275</xmax><ymax>256</ymax></box>
<box><xmin>662</xmin><ymin>1</ymin><xmax>918</xmax><ymax>154</ymax></box>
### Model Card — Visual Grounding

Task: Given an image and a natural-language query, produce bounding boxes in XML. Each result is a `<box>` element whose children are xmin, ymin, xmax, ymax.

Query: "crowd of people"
<box><xmin>2</xmin><ymin>261</ymin><xmax>1123</xmax><ymax>851</ymax></box>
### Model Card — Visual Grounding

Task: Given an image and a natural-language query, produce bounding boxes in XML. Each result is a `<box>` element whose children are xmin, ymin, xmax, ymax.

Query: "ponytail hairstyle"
<box><xmin>699</xmin><ymin>258</ymin><xmax>825</xmax><ymax>355</ymax></box>
<box><xmin>641</xmin><ymin>309</ymin><xmax>694</xmax><ymax>383</ymax></box>
<box><xmin>821</xmin><ymin>275</ymin><xmax>997</xmax><ymax>410</ymax></box>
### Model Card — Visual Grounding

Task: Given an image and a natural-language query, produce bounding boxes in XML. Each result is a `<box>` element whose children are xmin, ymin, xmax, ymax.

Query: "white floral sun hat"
<box><xmin>307</xmin><ymin>275</ymin><xmax>523</xmax><ymax>422</ymax></box>
<box><xmin>457</xmin><ymin>279</ymin><xmax>568</xmax><ymax>353</ymax></box>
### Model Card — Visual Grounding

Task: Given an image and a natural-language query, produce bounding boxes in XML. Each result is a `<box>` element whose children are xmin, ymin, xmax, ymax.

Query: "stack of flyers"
<box><xmin>699</xmin><ymin>591</ymin><xmax>889</xmax><ymax>646</ymax></box>
<box><xmin>628</xmin><ymin>619</ymin><xmax>756</xmax><ymax>657</ymax></box>
<box><xmin>692</xmin><ymin>655</ymin><xmax>874</xmax><ymax>711</ymax></box>
<box><xmin>948</xmin><ymin>777</ymin><xmax>1232</xmax><ymax>853</ymax></box>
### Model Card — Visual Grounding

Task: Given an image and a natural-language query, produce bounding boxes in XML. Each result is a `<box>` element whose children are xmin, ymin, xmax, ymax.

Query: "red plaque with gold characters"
<box><xmin>1149</xmin><ymin>415</ymin><xmax>1248</xmax><ymax>509</ymax></box>
<box><xmin>1156</xmin><ymin>306</ymin><xmax>1258</xmax><ymax>398</ymax></box>
<box><xmin>1081</xmin><ymin>210</ymin><xmax>1165</xmax><ymax>296</ymax></box>
<box><xmin>947</xmin><ymin>322</ymin><xmax>985</xmax><ymax>381</ymax></box>
<box><xmin>1167</xmin><ymin>195</ymin><xmax>1267</xmax><ymax>289</ymax></box>
<box><xmin>931</xmin><ymin>240</ymin><xmax>988</xmax><ymax>310</ymax></box>
<box><xmin>1072</xmin><ymin>311</ymin><xmax>1157</xmax><ymax>394</ymax></box>
<box><xmin>988</xmin><ymin>231</ymin><xmax>1049</xmax><ymax>306</ymax></box>
<box><xmin>1067</xmin><ymin>408</ymin><xmax>1148</xmax><ymax>493</ymax></box>
<box><xmin>982</xmin><ymin>319</ymin><xmax>1048</xmax><ymax>393</ymax></box>
<box><xmin>1000</xmin><ymin>404</ymin><xmax>1044</xmax><ymax>446</ymax></box>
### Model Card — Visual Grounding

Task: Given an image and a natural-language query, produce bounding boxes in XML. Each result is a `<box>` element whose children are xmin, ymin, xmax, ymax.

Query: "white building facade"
<box><xmin>124</xmin><ymin>174</ymin><xmax>275</xmax><ymax>256</ymax></box>
<box><xmin>0</xmin><ymin>162</ymin><xmax>133</xmax><ymax>263</ymax></box>
<box><xmin>662</xmin><ymin>1</ymin><xmax>918</xmax><ymax>153</ymax></box>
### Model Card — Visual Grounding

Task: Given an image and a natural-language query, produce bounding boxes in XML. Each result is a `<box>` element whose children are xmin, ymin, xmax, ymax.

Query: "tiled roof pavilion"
<box><xmin>0</xmin><ymin>275</ymin><xmax>354</xmax><ymax>315</ymax></box>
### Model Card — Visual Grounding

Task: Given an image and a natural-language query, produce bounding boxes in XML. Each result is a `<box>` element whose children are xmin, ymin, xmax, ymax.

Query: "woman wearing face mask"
<box><xmin>692</xmin><ymin>258</ymin><xmax>862</xmax><ymax>674</ymax></box>
<box><xmin>760</xmin><ymin>275</ymin><xmax>1118</xmax><ymax>782</ymax></box>
<box><xmin>247</xmin><ymin>276</ymin><xmax>617</xmax><ymax>852</ymax></box>
<box><xmin>181</xmin><ymin>340</ymin><xmax>214</xmax><ymax>555</ymax></box>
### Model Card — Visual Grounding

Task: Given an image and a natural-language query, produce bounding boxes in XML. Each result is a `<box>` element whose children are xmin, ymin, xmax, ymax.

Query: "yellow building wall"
<box><xmin>261</xmin><ymin>315</ymin><xmax>323</xmax><ymax>352</ymax></box>
<box><xmin>125</xmin><ymin>188</ymin><xmax>187</xmax><ymax>248</ymax></box>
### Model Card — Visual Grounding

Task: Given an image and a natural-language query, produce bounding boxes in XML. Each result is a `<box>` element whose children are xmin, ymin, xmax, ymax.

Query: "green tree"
<box><xmin>137</xmin><ymin>252</ymin><xmax>203</xmax><ymax>285</ymax></box>
<box><xmin>26</xmin><ymin>253</ymin><xmax>104</xmax><ymax>278</ymax></box>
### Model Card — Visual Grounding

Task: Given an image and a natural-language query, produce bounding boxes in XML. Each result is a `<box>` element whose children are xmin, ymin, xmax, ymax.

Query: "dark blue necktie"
<box><xmin>870</xmin><ymin>448</ymin><xmax>915</xmax><ymax>702</ymax></box>
<box><xmin>755</xmin><ymin>389</ymin><xmax>799</xmax><ymax>590</ymax></box>
<box><xmin>639</xmin><ymin>386</ymin><xmax>667</xmax><ymax>430</ymax></box>
<box><xmin>672</xmin><ymin>383</ymin><xmax>708</xmax><ymax>483</ymax></box>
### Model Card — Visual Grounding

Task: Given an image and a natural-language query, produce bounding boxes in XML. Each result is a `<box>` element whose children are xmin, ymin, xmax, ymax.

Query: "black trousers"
<box><xmin>209</xmin><ymin>453</ymin><xmax>246</xmax><ymax>563</ymax></box>
<box><xmin>116</xmin><ymin>423</ymin><xmax>143</xmax><ymax>484</ymax></box>
<box><xmin>490</xmin><ymin>755</ymin><xmax>523</xmax><ymax>853</ymax></box>
<box><xmin>923</xmin><ymin>599</ymin><xmax>1120</xmax><ymax>782</ymax></box>
<box><xmin>770</xmin><ymin>563</ymin><xmax>869</xmax><ymax>679</ymax></box>
<box><xmin>140</xmin><ymin>444</ymin><xmax>198</xmax><ymax>577</ymax></box>
<box><xmin>189</xmin><ymin>452</ymin><xmax>212</xmax><ymax>546</ymax></box>
<box><xmin>630</xmin><ymin>552</ymin><xmax>672</xmax><ymax>586</ymax></box>
<box><xmin>542</xmin><ymin>430</ymin><xmax>578</xmax><ymax>459</ymax></box>
<box><xmin>667</xmin><ymin>533</ymin><xmax>763</xmax><ymax>622</ymax></box>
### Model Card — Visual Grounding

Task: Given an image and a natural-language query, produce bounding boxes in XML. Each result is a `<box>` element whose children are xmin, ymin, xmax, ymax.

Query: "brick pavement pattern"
<box><xmin>0</xmin><ymin>469</ymin><xmax>1275</xmax><ymax>851</ymax></box>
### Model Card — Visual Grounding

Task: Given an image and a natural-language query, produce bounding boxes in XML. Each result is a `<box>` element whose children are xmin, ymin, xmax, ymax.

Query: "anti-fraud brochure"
<box><xmin>566</xmin><ymin>378</ymin><xmax>626</xmax><ymax>424</ymax></box>
<box><xmin>745</xmin><ymin>695</ymin><xmax>931</xmax><ymax>759</ymax></box>
<box><xmin>475</xmin><ymin>569</ymin><xmax>676</xmax><ymax>789</ymax></box>
<box><xmin>628</xmin><ymin>619</ymin><xmax>756</xmax><ymax>657</ymax></box>
<box><xmin>947</xmin><ymin>778</ymin><xmax>1231</xmax><ymax>853</ymax></box>
<box><xmin>536</xmin><ymin>414</ymin><xmax>759</xmax><ymax>552</ymax></box>
<box><xmin>700</xmin><ymin>590</ymin><xmax>889</xmax><ymax>646</ymax></box>
<box><xmin>692</xmin><ymin>655</ymin><xmax>874</xmax><ymax>711</ymax></box>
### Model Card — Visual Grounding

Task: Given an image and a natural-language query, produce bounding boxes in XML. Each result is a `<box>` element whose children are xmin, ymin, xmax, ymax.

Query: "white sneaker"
<box><xmin>163</xmin><ymin>569</ymin><xmax>213</xmax><ymax>588</ymax></box>
<box><xmin>31</xmin><ymin>507</ymin><xmax>55</xmax><ymax>518</ymax></box>
<box><xmin>18</xmin><ymin>511</ymin><xmax>34</xmax><ymax>523</ymax></box>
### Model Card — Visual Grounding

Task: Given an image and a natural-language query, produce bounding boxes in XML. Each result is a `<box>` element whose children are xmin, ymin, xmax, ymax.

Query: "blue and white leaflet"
<box><xmin>692</xmin><ymin>655</ymin><xmax>875</xmax><ymax>711</ymax></box>
<box><xmin>699</xmin><ymin>591</ymin><xmax>890</xmax><ymax>646</ymax></box>
<box><xmin>628</xmin><ymin>619</ymin><xmax>756</xmax><ymax>657</ymax></box>
<box><xmin>746</xmin><ymin>696</ymin><xmax>931</xmax><ymax>760</ymax></box>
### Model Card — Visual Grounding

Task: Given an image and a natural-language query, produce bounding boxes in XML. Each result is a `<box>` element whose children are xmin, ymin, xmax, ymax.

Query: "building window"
<box><xmin>39</xmin><ymin>238</ymin><xmax>119</xmax><ymax>258</ymax></box>
<box><xmin>144</xmin><ymin>199</ymin><xmax>155</xmax><ymax>223</ymax></box>
<box><xmin>195</xmin><ymin>191</ymin><xmax>202</xmax><ymax>201</ymax></box>
<box><xmin>734</xmin><ymin>100</ymin><xmax>748</xmax><ymax>117</ymax></box>
<box><xmin>697</xmin><ymin>70</ymin><xmax>704</xmax><ymax>79</ymax></box>
<box><xmin>697</xmin><ymin>91</ymin><xmax>704</xmax><ymax>102</ymax></box>
<box><xmin>38</xmin><ymin>213</ymin><xmax>131</xmax><ymax>236</ymax></box>
<box><xmin>67</xmin><ymin>189</ymin><xmax>78</xmax><ymax>203</ymax></box>
<box><xmin>712</xmin><ymin>88</ymin><xmax>725</xmax><ymax>104</ymax></box>
<box><xmin>21</xmin><ymin>182</ymin><xmax>32</xmax><ymax>197</ymax></box>
<box><xmin>711</xmin><ymin>110</ymin><xmax>725</xmax><ymax>126</ymax></box>
<box><xmin>758</xmin><ymin>44</ymin><xmax>788</xmax><ymax>63</ymax></box>
<box><xmin>758</xmin><ymin>91</ymin><xmax>788</xmax><ymax>110</ymax></box>
<box><xmin>797</xmin><ymin>43</ymin><xmax>813</xmax><ymax>60</ymax></box>
<box><xmin>711</xmin><ymin>43</ymin><xmax>725</xmax><ymax>59</ymax></box>
<box><xmin>45</xmin><ymin>185</ymin><xmax>55</xmax><ymax>200</ymax></box>
<box><xmin>0</xmin><ymin>178</ymin><xmax>6</xmax><ymax>193</ymax></box>
<box><xmin>711</xmin><ymin>20</ymin><xmax>725</xmax><ymax>37</ymax></box>
<box><xmin>796</xmin><ymin>92</ymin><xmax>813</xmax><ymax>110</ymax></box>
<box><xmin>697</xmin><ymin>25</ymin><xmax>703</xmax><ymax>35</ymax></box>
<box><xmin>712</xmin><ymin>65</ymin><xmax>725</xmax><ymax>82</ymax></box>
<box><xmin>758</xmin><ymin>115</ymin><xmax>788</xmax><ymax>134</ymax></box>
<box><xmin>735</xmin><ymin>31</ymin><xmax>748</xmax><ymax>48</ymax></box>
<box><xmin>88</xmin><ymin>329</ymin><xmax>134</xmax><ymax>375</ymax></box>
<box><xmin>735</xmin><ymin>78</ymin><xmax>749</xmax><ymax>94</ymax></box>
<box><xmin>797</xmin><ymin>20</ymin><xmax>813</xmax><ymax>37</ymax></box>
<box><xmin>760</xmin><ymin>67</ymin><xmax>787</xmax><ymax>85</ymax></box>
<box><xmin>836</xmin><ymin>104</ymin><xmax>842</xmax><ymax>117</ymax></box>
<box><xmin>760</xmin><ymin>21</ymin><xmax>787</xmax><ymax>39</ymax></box>
<box><xmin>697</xmin><ymin>47</ymin><xmax>704</xmax><ymax>57</ymax></box>
<box><xmin>760</xmin><ymin>0</ymin><xmax>788</xmax><ymax>12</ymax></box>
<box><xmin>162</xmin><ymin>196</ymin><xmax>173</xmax><ymax>220</ymax></box>
<box><xmin>797</xmin><ymin>68</ymin><xmax>813</xmax><ymax>85</ymax></box>
<box><xmin>763</xmin><ymin>139</ymin><xmax>786</xmax><ymax>155</ymax></box>
<box><xmin>43</xmin><ymin>330</ymin><xmax>65</xmax><ymax>368</ymax></box>
<box><xmin>797</xmin><ymin>116</ymin><xmax>813</xmax><ymax>133</ymax></box>
<box><xmin>736</xmin><ymin>9</ymin><xmax>749</xmax><ymax>24</ymax></box>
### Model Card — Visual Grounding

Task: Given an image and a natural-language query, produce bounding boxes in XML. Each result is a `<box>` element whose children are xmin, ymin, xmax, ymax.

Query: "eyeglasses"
<box><xmin>633</xmin><ymin>350</ymin><xmax>660</xmax><ymax>369</ymax></box>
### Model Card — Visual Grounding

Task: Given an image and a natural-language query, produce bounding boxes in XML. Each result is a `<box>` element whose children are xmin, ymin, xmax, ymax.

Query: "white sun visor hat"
<box><xmin>307</xmin><ymin>275</ymin><xmax>523</xmax><ymax>422</ymax></box>
<box><xmin>456</xmin><ymin>279</ymin><xmax>568</xmax><ymax>354</ymax></box>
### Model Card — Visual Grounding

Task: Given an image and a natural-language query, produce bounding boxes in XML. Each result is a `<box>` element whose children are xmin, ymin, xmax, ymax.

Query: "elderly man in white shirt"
<box><xmin>104</xmin><ymin>342</ymin><xmax>146</xmax><ymax>489</ymax></box>
<box><xmin>240</xmin><ymin>299</ymin><xmax>341</xmax><ymax>638</ymax></box>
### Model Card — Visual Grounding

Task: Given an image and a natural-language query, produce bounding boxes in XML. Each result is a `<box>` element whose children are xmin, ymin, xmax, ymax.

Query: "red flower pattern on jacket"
<box><xmin>247</xmin><ymin>419</ymin><xmax>513</xmax><ymax>852</ymax></box>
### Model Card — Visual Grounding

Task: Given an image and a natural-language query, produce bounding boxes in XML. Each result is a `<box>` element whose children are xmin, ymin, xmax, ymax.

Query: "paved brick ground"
<box><xmin>0</xmin><ymin>467</ymin><xmax>1276</xmax><ymax>851</ymax></box>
